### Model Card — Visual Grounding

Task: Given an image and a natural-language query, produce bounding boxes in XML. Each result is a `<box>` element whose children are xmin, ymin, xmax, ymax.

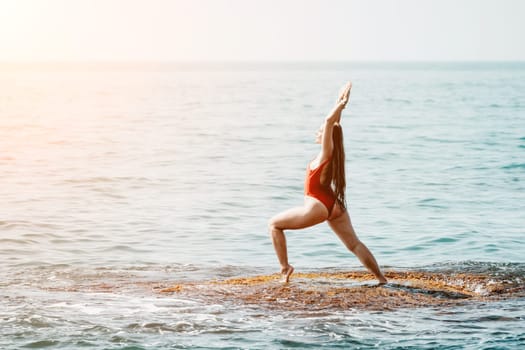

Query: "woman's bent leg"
<box><xmin>268</xmin><ymin>201</ymin><xmax>328</xmax><ymax>282</ymax></box>
<box><xmin>328</xmin><ymin>209</ymin><xmax>387</xmax><ymax>284</ymax></box>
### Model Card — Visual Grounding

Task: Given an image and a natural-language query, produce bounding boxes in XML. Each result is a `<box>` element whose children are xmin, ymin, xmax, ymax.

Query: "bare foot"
<box><xmin>280</xmin><ymin>265</ymin><xmax>294</xmax><ymax>283</ymax></box>
<box><xmin>378</xmin><ymin>277</ymin><xmax>388</xmax><ymax>285</ymax></box>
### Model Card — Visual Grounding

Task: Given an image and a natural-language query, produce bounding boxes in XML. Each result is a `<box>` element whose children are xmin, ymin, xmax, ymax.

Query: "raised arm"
<box><xmin>320</xmin><ymin>82</ymin><xmax>352</xmax><ymax>160</ymax></box>
<box><xmin>334</xmin><ymin>82</ymin><xmax>352</xmax><ymax>124</ymax></box>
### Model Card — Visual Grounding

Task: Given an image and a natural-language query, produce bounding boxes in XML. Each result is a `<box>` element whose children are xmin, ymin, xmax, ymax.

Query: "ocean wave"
<box><xmin>6</xmin><ymin>261</ymin><xmax>522</xmax><ymax>311</ymax></box>
<box><xmin>2</xmin><ymin>262</ymin><xmax>524</xmax><ymax>349</ymax></box>
<box><xmin>501</xmin><ymin>163</ymin><xmax>525</xmax><ymax>170</ymax></box>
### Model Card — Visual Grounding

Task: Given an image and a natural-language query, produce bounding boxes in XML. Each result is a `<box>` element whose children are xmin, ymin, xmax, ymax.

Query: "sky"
<box><xmin>0</xmin><ymin>0</ymin><xmax>524</xmax><ymax>62</ymax></box>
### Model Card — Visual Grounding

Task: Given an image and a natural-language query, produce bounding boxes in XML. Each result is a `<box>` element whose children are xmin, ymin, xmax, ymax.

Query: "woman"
<box><xmin>268</xmin><ymin>82</ymin><xmax>387</xmax><ymax>284</ymax></box>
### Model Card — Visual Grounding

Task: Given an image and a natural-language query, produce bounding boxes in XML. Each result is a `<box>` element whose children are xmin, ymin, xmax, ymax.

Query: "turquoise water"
<box><xmin>1</xmin><ymin>62</ymin><xmax>524</xmax><ymax>349</ymax></box>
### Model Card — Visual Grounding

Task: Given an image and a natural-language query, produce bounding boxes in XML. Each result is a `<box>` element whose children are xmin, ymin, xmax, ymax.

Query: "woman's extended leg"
<box><xmin>268</xmin><ymin>199</ymin><xmax>328</xmax><ymax>282</ymax></box>
<box><xmin>328</xmin><ymin>209</ymin><xmax>387</xmax><ymax>284</ymax></box>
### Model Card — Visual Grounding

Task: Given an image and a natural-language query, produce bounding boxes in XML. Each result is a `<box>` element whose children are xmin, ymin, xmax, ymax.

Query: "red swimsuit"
<box><xmin>304</xmin><ymin>157</ymin><xmax>336</xmax><ymax>214</ymax></box>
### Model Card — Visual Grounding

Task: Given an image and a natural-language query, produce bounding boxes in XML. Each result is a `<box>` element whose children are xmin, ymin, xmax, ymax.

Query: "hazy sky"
<box><xmin>0</xmin><ymin>0</ymin><xmax>524</xmax><ymax>62</ymax></box>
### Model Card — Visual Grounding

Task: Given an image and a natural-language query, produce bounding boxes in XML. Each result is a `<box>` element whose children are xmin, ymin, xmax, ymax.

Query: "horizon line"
<box><xmin>2</xmin><ymin>60</ymin><xmax>524</xmax><ymax>72</ymax></box>
<box><xmin>1</xmin><ymin>59</ymin><xmax>525</xmax><ymax>64</ymax></box>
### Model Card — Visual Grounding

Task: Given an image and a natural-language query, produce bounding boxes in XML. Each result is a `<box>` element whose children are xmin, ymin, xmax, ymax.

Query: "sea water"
<box><xmin>1</xmin><ymin>62</ymin><xmax>524</xmax><ymax>349</ymax></box>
